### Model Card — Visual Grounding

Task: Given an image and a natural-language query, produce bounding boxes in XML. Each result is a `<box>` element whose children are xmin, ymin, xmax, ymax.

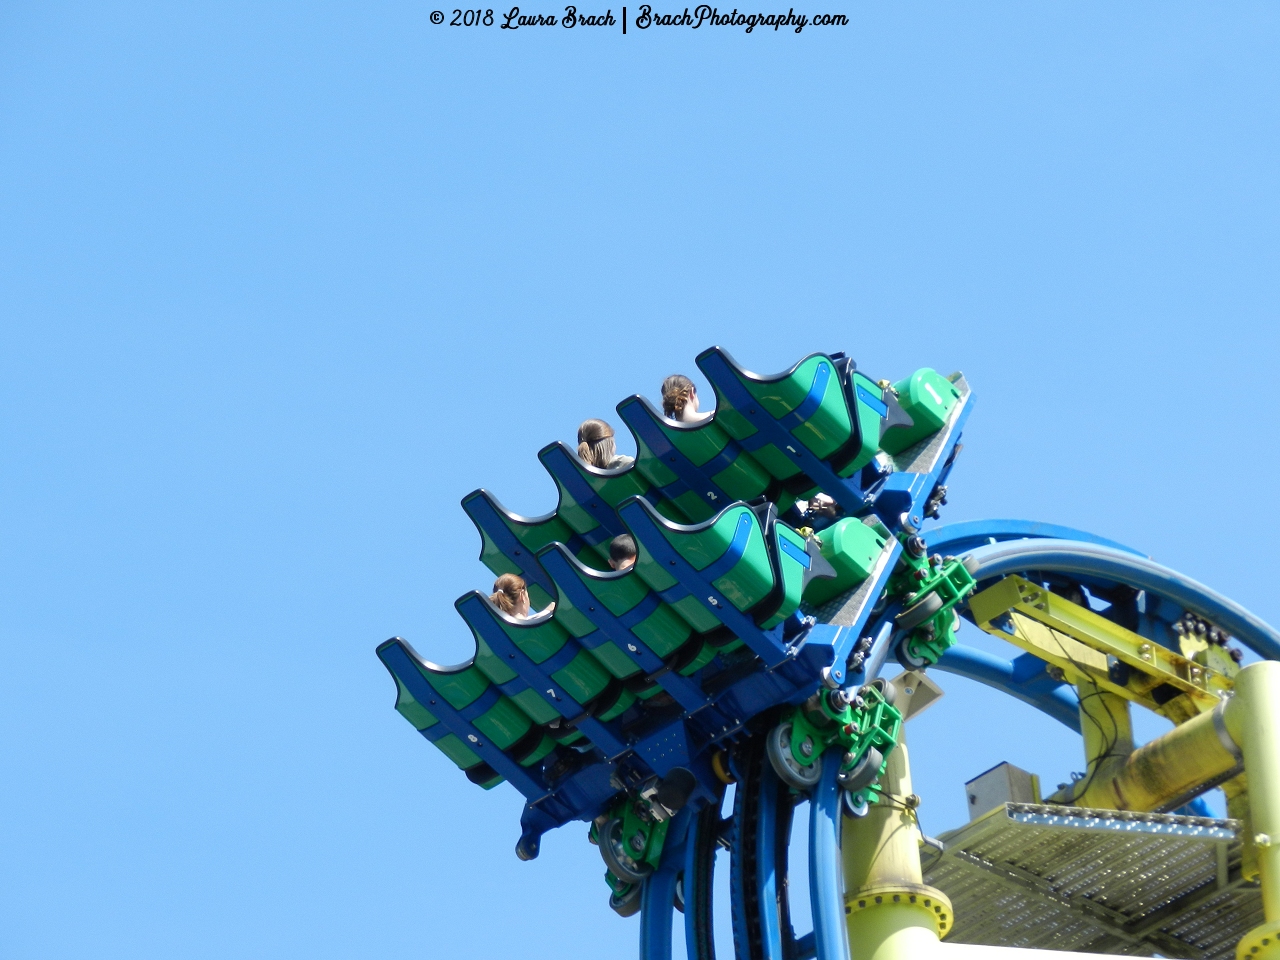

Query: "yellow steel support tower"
<box><xmin>838</xmin><ymin>661</ymin><xmax>1280</xmax><ymax>960</ymax></box>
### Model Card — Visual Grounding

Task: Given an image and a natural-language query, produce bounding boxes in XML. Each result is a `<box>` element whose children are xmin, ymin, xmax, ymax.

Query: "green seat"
<box><xmin>543</xmin><ymin>544</ymin><xmax>742</xmax><ymax>683</ymax></box>
<box><xmin>393</xmin><ymin>653</ymin><xmax>558</xmax><ymax>788</ymax></box>
<box><xmin>457</xmin><ymin>593</ymin><xmax>637</xmax><ymax>723</ymax></box>
<box><xmin>465</xmin><ymin>444</ymin><xmax>697</xmax><ymax>610</ymax></box>
<box><xmin>631</xmin><ymin>499</ymin><xmax>832</xmax><ymax>630</ymax></box>
<box><xmin>839</xmin><ymin>367</ymin><xmax>895</xmax><ymax>477</ymax></box>
<box><xmin>462</xmin><ymin>489</ymin><xmax>594</xmax><ymax>610</ymax></box>
<box><xmin>880</xmin><ymin>368</ymin><xmax>963</xmax><ymax>455</ymax></box>
<box><xmin>701</xmin><ymin>403</ymin><xmax>812</xmax><ymax>495</ymax></box>
<box><xmin>390</xmin><ymin>674</ymin><xmax>504</xmax><ymax>788</ymax></box>
<box><xmin>537</xmin><ymin>441</ymin><xmax>664</xmax><ymax>552</ymax></box>
<box><xmin>801</xmin><ymin>517</ymin><xmax>891</xmax><ymax>605</ymax></box>
<box><xmin>648</xmin><ymin>502</ymin><xmax>774</xmax><ymax>610</ymax></box>
<box><xmin>695</xmin><ymin>349</ymin><xmax>905</xmax><ymax>485</ymax></box>
<box><xmin>766</xmin><ymin>518</ymin><xmax>827</xmax><ymax>628</ymax></box>
<box><xmin>617</xmin><ymin>395</ymin><xmax>795</xmax><ymax>520</ymax></box>
<box><xmin>738</xmin><ymin>353</ymin><xmax>854</xmax><ymax>460</ymax></box>
<box><xmin>695</xmin><ymin>351</ymin><xmax>862</xmax><ymax>492</ymax></box>
<box><xmin>624</xmin><ymin>529</ymin><xmax>735</xmax><ymax>641</ymax></box>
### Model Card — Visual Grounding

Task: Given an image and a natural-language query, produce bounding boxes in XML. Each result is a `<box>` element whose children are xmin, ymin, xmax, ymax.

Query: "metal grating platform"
<box><xmin>922</xmin><ymin>803</ymin><xmax>1262</xmax><ymax>958</ymax></box>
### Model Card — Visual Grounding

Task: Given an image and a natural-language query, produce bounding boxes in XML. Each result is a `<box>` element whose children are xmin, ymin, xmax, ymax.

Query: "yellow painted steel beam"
<box><xmin>969</xmin><ymin>575</ymin><xmax>1233</xmax><ymax>722</ymax></box>
<box><xmin>1070</xmin><ymin>695</ymin><xmax>1240</xmax><ymax>811</ymax></box>
<box><xmin>1225</xmin><ymin>774</ymin><xmax>1256</xmax><ymax>881</ymax></box>
<box><xmin>1058</xmin><ymin>679</ymin><xmax>1134</xmax><ymax>808</ymax></box>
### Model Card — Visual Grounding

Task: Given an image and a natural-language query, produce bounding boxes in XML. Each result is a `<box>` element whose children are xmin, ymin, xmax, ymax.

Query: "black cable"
<box><xmin>1039</xmin><ymin>617</ymin><xmax>1126</xmax><ymax>805</ymax></box>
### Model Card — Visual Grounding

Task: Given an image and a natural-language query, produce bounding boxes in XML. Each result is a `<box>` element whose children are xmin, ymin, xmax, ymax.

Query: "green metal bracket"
<box><xmin>590</xmin><ymin>784</ymin><xmax>676</xmax><ymax>908</ymax></box>
<box><xmin>888</xmin><ymin>537</ymin><xmax>977</xmax><ymax>668</ymax></box>
<box><xmin>775</xmin><ymin>682</ymin><xmax>903</xmax><ymax>808</ymax></box>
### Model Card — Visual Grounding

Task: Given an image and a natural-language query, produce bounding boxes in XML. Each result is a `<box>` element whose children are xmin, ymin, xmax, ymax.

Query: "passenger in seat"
<box><xmin>608</xmin><ymin>534</ymin><xmax>637</xmax><ymax>571</ymax></box>
<box><xmin>796</xmin><ymin>492</ymin><xmax>841</xmax><ymax>532</ymax></box>
<box><xmin>577</xmin><ymin>418</ymin><xmax>634</xmax><ymax>469</ymax></box>
<box><xmin>490</xmin><ymin>573</ymin><xmax>555</xmax><ymax>619</ymax></box>
<box><xmin>661</xmin><ymin>374</ymin><xmax>711</xmax><ymax>423</ymax></box>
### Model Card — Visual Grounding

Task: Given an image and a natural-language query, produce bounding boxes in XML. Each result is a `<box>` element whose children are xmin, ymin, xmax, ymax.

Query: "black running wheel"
<box><xmin>765</xmin><ymin>721</ymin><xmax>823</xmax><ymax>790</ymax></box>
<box><xmin>895</xmin><ymin>634</ymin><xmax>932</xmax><ymax>670</ymax></box>
<box><xmin>599</xmin><ymin>817</ymin><xmax>654</xmax><ymax>885</ymax></box>
<box><xmin>610</xmin><ymin>882</ymin><xmax>642</xmax><ymax>917</ymax></box>
<box><xmin>896</xmin><ymin>591</ymin><xmax>945</xmax><ymax>632</ymax></box>
<box><xmin>837</xmin><ymin>746</ymin><xmax>883</xmax><ymax>793</ymax></box>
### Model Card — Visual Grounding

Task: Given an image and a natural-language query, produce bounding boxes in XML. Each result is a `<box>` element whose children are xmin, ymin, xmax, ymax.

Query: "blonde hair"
<box><xmin>577</xmin><ymin>419</ymin><xmax>618</xmax><ymax>468</ymax></box>
<box><xmin>490</xmin><ymin>573</ymin><xmax>526</xmax><ymax>614</ymax></box>
<box><xmin>662</xmin><ymin>374</ymin><xmax>696</xmax><ymax>419</ymax></box>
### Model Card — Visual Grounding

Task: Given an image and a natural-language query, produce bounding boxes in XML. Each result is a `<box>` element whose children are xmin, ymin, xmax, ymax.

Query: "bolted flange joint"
<box><xmin>1238</xmin><ymin>919</ymin><xmax>1280</xmax><ymax>959</ymax></box>
<box><xmin>844</xmin><ymin>881</ymin><xmax>953</xmax><ymax>939</ymax></box>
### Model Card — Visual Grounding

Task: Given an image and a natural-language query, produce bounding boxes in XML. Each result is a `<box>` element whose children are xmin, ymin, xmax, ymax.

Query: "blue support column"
<box><xmin>808</xmin><ymin>754</ymin><xmax>847</xmax><ymax>960</ymax></box>
<box><xmin>641</xmin><ymin>809</ymin><xmax>693</xmax><ymax>960</ymax></box>
<box><xmin>640</xmin><ymin>865</ymin><xmax>680</xmax><ymax>960</ymax></box>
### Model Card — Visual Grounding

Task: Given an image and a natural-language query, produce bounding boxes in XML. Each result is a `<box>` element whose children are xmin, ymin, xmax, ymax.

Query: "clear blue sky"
<box><xmin>1</xmin><ymin>4</ymin><xmax>1277</xmax><ymax>958</ymax></box>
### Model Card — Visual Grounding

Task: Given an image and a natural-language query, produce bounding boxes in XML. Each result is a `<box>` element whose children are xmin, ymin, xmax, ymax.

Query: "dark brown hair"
<box><xmin>577</xmin><ymin>418</ymin><xmax>618</xmax><ymax>468</ymax></box>
<box><xmin>661</xmin><ymin>374</ymin><xmax>696</xmax><ymax>419</ymax></box>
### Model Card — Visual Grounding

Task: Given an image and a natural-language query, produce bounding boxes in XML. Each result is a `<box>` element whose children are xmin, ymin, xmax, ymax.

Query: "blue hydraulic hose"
<box><xmin>640</xmin><ymin>858</ymin><xmax>680</xmax><ymax>960</ymax></box>
<box><xmin>808</xmin><ymin>754</ymin><xmax>849</xmax><ymax>960</ymax></box>
<box><xmin>754</xmin><ymin>763</ymin><xmax>787</xmax><ymax>960</ymax></box>
<box><xmin>640</xmin><ymin>808</ymin><xmax>693</xmax><ymax>960</ymax></box>
<box><xmin>962</xmin><ymin>539</ymin><xmax>1280</xmax><ymax>662</ymax></box>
